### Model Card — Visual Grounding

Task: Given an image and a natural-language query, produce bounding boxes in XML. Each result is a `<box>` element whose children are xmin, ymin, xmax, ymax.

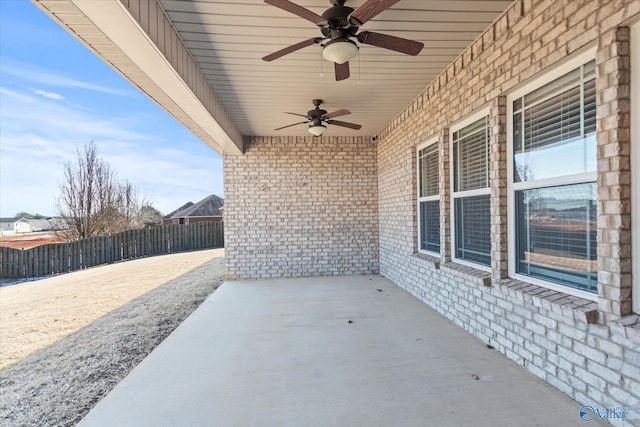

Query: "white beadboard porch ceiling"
<box><xmin>159</xmin><ymin>0</ymin><xmax>513</xmax><ymax>137</ymax></box>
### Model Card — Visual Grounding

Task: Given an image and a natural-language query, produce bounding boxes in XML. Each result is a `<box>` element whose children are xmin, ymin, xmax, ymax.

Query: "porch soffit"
<box><xmin>31</xmin><ymin>0</ymin><xmax>514</xmax><ymax>152</ymax></box>
<box><xmin>32</xmin><ymin>0</ymin><xmax>244</xmax><ymax>156</ymax></box>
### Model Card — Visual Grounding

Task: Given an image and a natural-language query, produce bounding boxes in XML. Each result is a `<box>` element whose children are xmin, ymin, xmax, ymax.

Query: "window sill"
<box><xmin>412</xmin><ymin>252</ymin><xmax>440</xmax><ymax>268</ymax></box>
<box><xmin>497</xmin><ymin>278</ymin><xmax>599</xmax><ymax>324</ymax></box>
<box><xmin>610</xmin><ymin>315</ymin><xmax>640</xmax><ymax>343</ymax></box>
<box><xmin>440</xmin><ymin>261</ymin><xmax>491</xmax><ymax>287</ymax></box>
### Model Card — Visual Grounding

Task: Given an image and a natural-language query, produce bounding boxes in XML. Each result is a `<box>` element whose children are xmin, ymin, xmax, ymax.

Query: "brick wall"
<box><xmin>376</xmin><ymin>0</ymin><xmax>640</xmax><ymax>422</ymax></box>
<box><xmin>224</xmin><ymin>135</ymin><xmax>378</xmax><ymax>279</ymax></box>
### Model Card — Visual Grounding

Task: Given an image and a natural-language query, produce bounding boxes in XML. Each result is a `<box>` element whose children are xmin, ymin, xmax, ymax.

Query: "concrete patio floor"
<box><xmin>78</xmin><ymin>275</ymin><xmax>603</xmax><ymax>427</ymax></box>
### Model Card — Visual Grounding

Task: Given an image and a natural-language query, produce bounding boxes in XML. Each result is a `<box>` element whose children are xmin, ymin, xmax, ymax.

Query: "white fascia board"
<box><xmin>70</xmin><ymin>0</ymin><xmax>243</xmax><ymax>155</ymax></box>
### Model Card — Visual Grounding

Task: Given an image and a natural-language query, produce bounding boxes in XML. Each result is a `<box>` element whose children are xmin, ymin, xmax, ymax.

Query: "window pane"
<box><xmin>420</xmin><ymin>201</ymin><xmax>440</xmax><ymax>253</ymax></box>
<box><xmin>514</xmin><ymin>61</ymin><xmax>596</xmax><ymax>182</ymax></box>
<box><xmin>454</xmin><ymin>195</ymin><xmax>491</xmax><ymax>266</ymax></box>
<box><xmin>419</xmin><ymin>144</ymin><xmax>439</xmax><ymax>197</ymax></box>
<box><xmin>515</xmin><ymin>183</ymin><xmax>597</xmax><ymax>293</ymax></box>
<box><xmin>454</xmin><ymin>116</ymin><xmax>489</xmax><ymax>192</ymax></box>
<box><xmin>513</xmin><ymin>98</ymin><xmax>522</xmax><ymax>112</ymax></box>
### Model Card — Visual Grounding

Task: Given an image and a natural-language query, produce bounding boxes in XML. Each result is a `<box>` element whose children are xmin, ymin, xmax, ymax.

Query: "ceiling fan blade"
<box><xmin>349</xmin><ymin>0</ymin><xmax>400</xmax><ymax>26</ymax></box>
<box><xmin>334</xmin><ymin>62</ymin><xmax>350</xmax><ymax>81</ymax></box>
<box><xmin>274</xmin><ymin>121</ymin><xmax>308</xmax><ymax>131</ymax></box>
<box><xmin>262</xmin><ymin>38</ymin><xmax>320</xmax><ymax>61</ymax></box>
<box><xmin>357</xmin><ymin>31</ymin><xmax>424</xmax><ymax>56</ymax></box>
<box><xmin>264</xmin><ymin>0</ymin><xmax>328</xmax><ymax>26</ymax></box>
<box><xmin>327</xmin><ymin>120</ymin><xmax>362</xmax><ymax>130</ymax></box>
<box><xmin>323</xmin><ymin>109</ymin><xmax>351</xmax><ymax>119</ymax></box>
<box><xmin>284</xmin><ymin>112</ymin><xmax>309</xmax><ymax>118</ymax></box>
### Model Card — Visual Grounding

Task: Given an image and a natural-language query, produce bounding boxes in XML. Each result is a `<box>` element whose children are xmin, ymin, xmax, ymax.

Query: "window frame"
<box><xmin>450</xmin><ymin>108</ymin><xmax>491</xmax><ymax>271</ymax></box>
<box><xmin>506</xmin><ymin>47</ymin><xmax>598</xmax><ymax>301</ymax></box>
<box><xmin>416</xmin><ymin>136</ymin><xmax>440</xmax><ymax>256</ymax></box>
<box><xmin>632</xmin><ymin>21</ymin><xmax>640</xmax><ymax>314</ymax></box>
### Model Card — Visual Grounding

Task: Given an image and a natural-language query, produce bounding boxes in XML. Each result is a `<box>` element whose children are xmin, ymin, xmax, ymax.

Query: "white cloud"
<box><xmin>31</xmin><ymin>88</ymin><xmax>64</xmax><ymax>100</ymax></box>
<box><xmin>0</xmin><ymin>87</ymin><xmax>151</xmax><ymax>143</ymax></box>
<box><xmin>0</xmin><ymin>87</ymin><xmax>34</xmax><ymax>103</ymax></box>
<box><xmin>1</xmin><ymin>58</ymin><xmax>133</xmax><ymax>97</ymax></box>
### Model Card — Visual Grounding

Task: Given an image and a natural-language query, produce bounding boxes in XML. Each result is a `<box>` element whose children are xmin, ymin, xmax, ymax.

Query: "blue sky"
<box><xmin>0</xmin><ymin>0</ymin><xmax>224</xmax><ymax>218</ymax></box>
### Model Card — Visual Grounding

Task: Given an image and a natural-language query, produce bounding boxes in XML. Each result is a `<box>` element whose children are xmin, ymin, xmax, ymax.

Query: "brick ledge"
<box><xmin>610</xmin><ymin>315</ymin><xmax>640</xmax><ymax>343</ymax></box>
<box><xmin>440</xmin><ymin>262</ymin><xmax>491</xmax><ymax>287</ymax></box>
<box><xmin>411</xmin><ymin>252</ymin><xmax>440</xmax><ymax>268</ymax></box>
<box><xmin>497</xmin><ymin>279</ymin><xmax>599</xmax><ymax>324</ymax></box>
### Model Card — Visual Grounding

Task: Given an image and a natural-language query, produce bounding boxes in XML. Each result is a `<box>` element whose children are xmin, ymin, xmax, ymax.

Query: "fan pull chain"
<box><xmin>319</xmin><ymin>50</ymin><xmax>324</xmax><ymax>78</ymax></box>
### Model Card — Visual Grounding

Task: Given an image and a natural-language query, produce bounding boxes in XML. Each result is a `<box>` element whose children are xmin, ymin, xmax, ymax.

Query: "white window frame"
<box><xmin>450</xmin><ymin>107</ymin><xmax>491</xmax><ymax>272</ymax></box>
<box><xmin>632</xmin><ymin>21</ymin><xmax>640</xmax><ymax>314</ymax></box>
<box><xmin>506</xmin><ymin>47</ymin><xmax>598</xmax><ymax>301</ymax></box>
<box><xmin>417</xmin><ymin>136</ymin><xmax>440</xmax><ymax>256</ymax></box>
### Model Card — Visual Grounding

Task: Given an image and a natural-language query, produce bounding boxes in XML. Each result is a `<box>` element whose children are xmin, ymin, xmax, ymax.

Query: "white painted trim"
<box><xmin>450</xmin><ymin>107</ymin><xmax>491</xmax><ymax>267</ymax></box>
<box><xmin>451</xmin><ymin>258</ymin><xmax>492</xmax><ymax>274</ymax></box>
<box><xmin>417</xmin><ymin>136</ymin><xmax>440</xmax><ymax>256</ymax></box>
<box><xmin>512</xmin><ymin>172</ymin><xmax>597</xmax><ymax>191</ymax></box>
<box><xmin>632</xmin><ymin>22</ymin><xmax>640</xmax><ymax>314</ymax></box>
<box><xmin>512</xmin><ymin>273</ymin><xmax>598</xmax><ymax>301</ymax></box>
<box><xmin>416</xmin><ymin>136</ymin><xmax>439</xmax><ymax>152</ymax></box>
<box><xmin>452</xmin><ymin>187</ymin><xmax>492</xmax><ymax>199</ymax></box>
<box><xmin>68</xmin><ymin>0</ymin><xmax>242</xmax><ymax>155</ymax></box>
<box><xmin>449</xmin><ymin>107</ymin><xmax>491</xmax><ymax>136</ymax></box>
<box><xmin>506</xmin><ymin>50</ymin><xmax>597</xmax><ymax>295</ymax></box>
<box><xmin>508</xmin><ymin>47</ymin><xmax>597</xmax><ymax>101</ymax></box>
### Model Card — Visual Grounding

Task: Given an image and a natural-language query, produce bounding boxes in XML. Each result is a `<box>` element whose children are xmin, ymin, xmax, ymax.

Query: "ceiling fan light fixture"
<box><xmin>322</xmin><ymin>38</ymin><xmax>358</xmax><ymax>64</ymax></box>
<box><xmin>308</xmin><ymin>124</ymin><xmax>327</xmax><ymax>137</ymax></box>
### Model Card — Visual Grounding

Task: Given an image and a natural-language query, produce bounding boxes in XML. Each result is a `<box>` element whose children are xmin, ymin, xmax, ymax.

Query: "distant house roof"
<box><xmin>0</xmin><ymin>217</ymin><xmax>18</xmax><ymax>224</ymax></box>
<box><xmin>27</xmin><ymin>219</ymin><xmax>53</xmax><ymax>230</ymax></box>
<box><xmin>163</xmin><ymin>202</ymin><xmax>194</xmax><ymax>219</ymax></box>
<box><xmin>167</xmin><ymin>195</ymin><xmax>224</xmax><ymax>219</ymax></box>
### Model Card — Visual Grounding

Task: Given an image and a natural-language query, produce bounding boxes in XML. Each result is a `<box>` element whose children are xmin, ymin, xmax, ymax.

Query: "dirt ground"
<box><xmin>0</xmin><ymin>248</ymin><xmax>225</xmax><ymax>427</ymax></box>
<box><xmin>0</xmin><ymin>232</ymin><xmax>66</xmax><ymax>250</ymax></box>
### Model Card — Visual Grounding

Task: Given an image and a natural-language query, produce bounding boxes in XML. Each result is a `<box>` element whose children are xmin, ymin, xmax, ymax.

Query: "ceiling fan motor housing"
<box><xmin>307</xmin><ymin>106</ymin><xmax>327</xmax><ymax>123</ymax></box>
<box><xmin>321</xmin><ymin>5</ymin><xmax>354</xmax><ymax>32</ymax></box>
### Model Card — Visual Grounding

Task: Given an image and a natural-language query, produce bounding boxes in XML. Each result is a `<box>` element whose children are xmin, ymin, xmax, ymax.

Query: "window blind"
<box><xmin>515</xmin><ymin>183</ymin><xmax>597</xmax><ymax>293</ymax></box>
<box><xmin>454</xmin><ymin>195</ymin><xmax>491</xmax><ymax>266</ymax></box>
<box><xmin>420</xmin><ymin>200</ymin><xmax>440</xmax><ymax>253</ymax></box>
<box><xmin>514</xmin><ymin>60</ymin><xmax>596</xmax><ymax>155</ymax></box>
<box><xmin>453</xmin><ymin>116</ymin><xmax>489</xmax><ymax>192</ymax></box>
<box><xmin>419</xmin><ymin>144</ymin><xmax>439</xmax><ymax>197</ymax></box>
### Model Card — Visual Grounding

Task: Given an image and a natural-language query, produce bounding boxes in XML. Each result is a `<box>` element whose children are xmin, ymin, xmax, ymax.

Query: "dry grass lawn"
<box><xmin>0</xmin><ymin>249</ymin><xmax>225</xmax><ymax>427</ymax></box>
<box><xmin>0</xmin><ymin>249</ymin><xmax>222</xmax><ymax>368</ymax></box>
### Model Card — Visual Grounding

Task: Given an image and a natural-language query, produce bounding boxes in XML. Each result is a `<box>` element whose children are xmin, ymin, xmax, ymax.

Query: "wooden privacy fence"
<box><xmin>0</xmin><ymin>221</ymin><xmax>223</xmax><ymax>279</ymax></box>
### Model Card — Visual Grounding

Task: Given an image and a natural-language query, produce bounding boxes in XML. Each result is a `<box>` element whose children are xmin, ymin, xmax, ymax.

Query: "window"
<box><xmin>451</xmin><ymin>113</ymin><xmax>491</xmax><ymax>268</ymax></box>
<box><xmin>508</xmin><ymin>52</ymin><xmax>597</xmax><ymax>296</ymax></box>
<box><xmin>417</xmin><ymin>138</ymin><xmax>440</xmax><ymax>254</ymax></box>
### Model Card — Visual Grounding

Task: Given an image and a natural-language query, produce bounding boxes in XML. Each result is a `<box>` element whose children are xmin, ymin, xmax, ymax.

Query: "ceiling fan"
<box><xmin>262</xmin><ymin>0</ymin><xmax>424</xmax><ymax>81</ymax></box>
<box><xmin>275</xmin><ymin>99</ymin><xmax>362</xmax><ymax>136</ymax></box>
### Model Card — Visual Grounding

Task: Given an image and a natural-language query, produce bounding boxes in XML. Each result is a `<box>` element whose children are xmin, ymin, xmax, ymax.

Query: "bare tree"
<box><xmin>56</xmin><ymin>142</ymin><xmax>150</xmax><ymax>240</ymax></box>
<box><xmin>138</xmin><ymin>205</ymin><xmax>164</xmax><ymax>226</ymax></box>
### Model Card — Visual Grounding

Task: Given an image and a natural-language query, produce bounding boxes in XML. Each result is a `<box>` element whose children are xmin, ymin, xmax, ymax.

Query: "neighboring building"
<box><xmin>0</xmin><ymin>217</ymin><xmax>54</xmax><ymax>235</ymax></box>
<box><xmin>0</xmin><ymin>218</ymin><xmax>18</xmax><ymax>236</ymax></box>
<box><xmin>27</xmin><ymin>219</ymin><xmax>54</xmax><ymax>232</ymax></box>
<box><xmin>38</xmin><ymin>0</ymin><xmax>640</xmax><ymax>417</ymax></box>
<box><xmin>163</xmin><ymin>195</ymin><xmax>224</xmax><ymax>225</ymax></box>
<box><xmin>163</xmin><ymin>202</ymin><xmax>194</xmax><ymax>221</ymax></box>
<box><xmin>14</xmin><ymin>218</ymin><xmax>31</xmax><ymax>234</ymax></box>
